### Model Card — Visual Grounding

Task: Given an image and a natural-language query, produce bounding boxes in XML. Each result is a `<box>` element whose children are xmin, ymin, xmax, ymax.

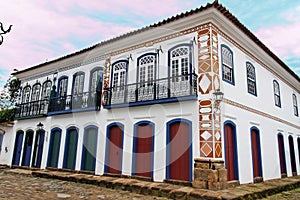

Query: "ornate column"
<box><xmin>193</xmin><ymin>23</ymin><xmax>227</xmax><ymax>190</ymax></box>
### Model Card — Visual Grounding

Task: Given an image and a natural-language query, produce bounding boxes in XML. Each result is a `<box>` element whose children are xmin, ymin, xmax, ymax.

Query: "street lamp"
<box><xmin>37</xmin><ymin>122</ymin><xmax>44</xmax><ymax>130</ymax></box>
<box><xmin>213</xmin><ymin>89</ymin><xmax>224</xmax><ymax>119</ymax></box>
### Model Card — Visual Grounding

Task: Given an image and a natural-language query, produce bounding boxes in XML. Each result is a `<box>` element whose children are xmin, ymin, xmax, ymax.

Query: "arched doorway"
<box><xmin>132</xmin><ymin>121</ymin><xmax>154</xmax><ymax>178</ymax></box>
<box><xmin>224</xmin><ymin>121</ymin><xmax>239</xmax><ymax>181</ymax></box>
<box><xmin>22</xmin><ymin>130</ymin><xmax>34</xmax><ymax>166</ymax></box>
<box><xmin>47</xmin><ymin>128</ymin><xmax>62</xmax><ymax>168</ymax></box>
<box><xmin>81</xmin><ymin>126</ymin><xmax>98</xmax><ymax>172</ymax></box>
<box><xmin>250</xmin><ymin>127</ymin><xmax>263</xmax><ymax>179</ymax></box>
<box><xmin>31</xmin><ymin>130</ymin><xmax>45</xmax><ymax>168</ymax></box>
<box><xmin>288</xmin><ymin>135</ymin><xmax>297</xmax><ymax>176</ymax></box>
<box><xmin>166</xmin><ymin>119</ymin><xmax>192</xmax><ymax>182</ymax></box>
<box><xmin>63</xmin><ymin>127</ymin><xmax>78</xmax><ymax>170</ymax></box>
<box><xmin>105</xmin><ymin>123</ymin><xmax>124</xmax><ymax>174</ymax></box>
<box><xmin>277</xmin><ymin>133</ymin><xmax>287</xmax><ymax>176</ymax></box>
<box><xmin>12</xmin><ymin>130</ymin><xmax>24</xmax><ymax>166</ymax></box>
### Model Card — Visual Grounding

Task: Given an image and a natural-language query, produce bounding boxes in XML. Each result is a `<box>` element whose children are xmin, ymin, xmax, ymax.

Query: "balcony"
<box><xmin>48</xmin><ymin>91</ymin><xmax>101</xmax><ymax>115</ymax></box>
<box><xmin>15</xmin><ymin>99</ymin><xmax>49</xmax><ymax>119</ymax></box>
<box><xmin>103</xmin><ymin>73</ymin><xmax>197</xmax><ymax>108</ymax></box>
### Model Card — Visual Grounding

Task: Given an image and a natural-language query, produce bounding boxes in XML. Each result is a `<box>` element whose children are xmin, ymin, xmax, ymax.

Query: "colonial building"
<box><xmin>1</xmin><ymin>1</ymin><xmax>299</xmax><ymax>189</ymax></box>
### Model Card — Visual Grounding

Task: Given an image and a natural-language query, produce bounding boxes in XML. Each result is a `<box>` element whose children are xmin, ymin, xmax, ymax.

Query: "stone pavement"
<box><xmin>1</xmin><ymin>166</ymin><xmax>300</xmax><ymax>199</ymax></box>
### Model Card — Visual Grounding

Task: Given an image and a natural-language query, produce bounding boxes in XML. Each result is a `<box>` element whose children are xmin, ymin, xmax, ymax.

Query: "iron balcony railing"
<box><xmin>15</xmin><ymin>99</ymin><xmax>49</xmax><ymax>119</ymax></box>
<box><xmin>48</xmin><ymin>91</ymin><xmax>101</xmax><ymax>113</ymax></box>
<box><xmin>103</xmin><ymin>73</ymin><xmax>197</xmax><ymax>107</ymax></box>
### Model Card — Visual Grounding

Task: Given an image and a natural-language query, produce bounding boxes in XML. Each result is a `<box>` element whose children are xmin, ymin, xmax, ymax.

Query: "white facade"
<box><xmin>0</xmin><ymin>1</ymin><xmax>299</xmax><ymax>186</ymax></box>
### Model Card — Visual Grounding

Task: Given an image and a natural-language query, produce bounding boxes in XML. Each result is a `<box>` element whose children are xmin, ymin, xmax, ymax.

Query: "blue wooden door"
<box><xmin>22</xmin><ymin>130</ymin><xmax>34</xmax><ymax>166</ymax></box>
<box><xmin>32</xmin><ymin>131</ymin><xmax>45</xmax><ymax>168</ymax></box>
<box><xmin>0</xmin><ymin>134</ymin><xmax>3</xmax><ymax>153</ymax></box>
<box><xmin>12</xmin><ymin>131</ymin><xmax>24</xmax><ymax>166</ymax></box>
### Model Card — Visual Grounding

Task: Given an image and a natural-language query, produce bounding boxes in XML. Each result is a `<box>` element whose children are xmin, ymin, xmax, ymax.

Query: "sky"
<box><xmin>0</xmin><ymin>0</ymin><xmax>299</xmax><ymax>88</ymax></box>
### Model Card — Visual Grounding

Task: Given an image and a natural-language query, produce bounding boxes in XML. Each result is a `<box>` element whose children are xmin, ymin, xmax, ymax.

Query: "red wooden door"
<box><xmin>169</xmin><ymin>122</ymin><xmax>190</xmax><ymax>181</ymax></box>
<box><xmin>278</xmin><ymin>135</ymin><xmax>286</xmax><ymax>174</ymax></box>
<box><xmin>225</xmin><ymin>124</ymin><xmax>235</xmax><ymax>181</ymax></box>
<box><xmin>135</xmin><ymin>124</ymin><xmax>153</xmax><ymax>177</ymax></box>
<box><xmin>107</xmin><ymin>125</ymin><xmax>123</xmax><ymax>174</ymax></box>
<box><xmin>251</xmin><ymin>130</ymin><xmax>260</xmax><ymax>177</ymax></box>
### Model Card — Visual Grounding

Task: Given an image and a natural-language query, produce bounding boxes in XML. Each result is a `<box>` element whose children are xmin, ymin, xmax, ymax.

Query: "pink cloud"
<box><xmin>256</xmin><ymin>12</ymin><xmax>300</xmax><ymax>59</ymax></box>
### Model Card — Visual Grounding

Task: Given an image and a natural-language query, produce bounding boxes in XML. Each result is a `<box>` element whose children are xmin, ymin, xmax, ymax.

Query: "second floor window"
<box><xmin>293</xmin><ymin>94</ymin><xmax>299</xmax><ymax>116</ymax></box>
<box><xmin>221</xmin><ymin>45</ymin><xmax>234</xmax><ymax>85</ymax></box>
<box><xmin>138</xmin><ymin>54</ymin><xmax>155</xmax><ymax>87</ymax></box>
<box><xmin>170</xmin><ymin>46</ymin><xmax>189</xmax><ymax>82</ymax></box>
<box><xmin>22</xmin><ymin>86</ymin><xmax>31</xmax><ymax>103</ymax></box>
<box><xmin>90</xmin><ymin>68</ymin><xmax>102</xmax><ymax>93</ymax></box>
<box><xmin>273</xmin><ymin>80</ymin><xmax>281</xmax><ymax>107</ymax></box>
<box><xmin>58</xmin><ymin>77</ymin><xmax>68</xmax><ymax>97</ymax></box>
<box><xmin>31</xmin><ymin>83</ymin><xmax>41</xmax><ymax>101</ymax></box>
<box><xmin>73</xmin><ymin>73</ymin><xmax>84</xmax><ymax>95</ymax></box>
<box><xmin>42</xmin><ymin>80</ymin><xmax>52</xmax><ymax>99</ymax></box>
<box><xmin>246</xmin><ymin>62</ymin><xmax>257</xmax><ymax>95</ymax></box>
<box><xmin>112</xmin><ymin>61</ymin><xmax>127</xmax><ymax>90</ymax></box>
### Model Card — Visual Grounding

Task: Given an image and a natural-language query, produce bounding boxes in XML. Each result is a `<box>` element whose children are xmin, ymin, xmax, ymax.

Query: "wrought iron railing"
<box><xmin>15</xmin><ymin>99</ymin><xmax>49</xmax><ymax>119</ymax></box>
<box><xmin>103</xmin><ymin>73</ymin><xmax>197</xmax><ymax>106</ymax></box>
<box><xmin>48</xmin><ymin>91</ymin><xmax>101</xmax><ymax>113</ymax></box>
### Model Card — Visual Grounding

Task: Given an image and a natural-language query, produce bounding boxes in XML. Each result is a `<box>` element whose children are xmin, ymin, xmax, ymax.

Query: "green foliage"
<box><xmin>0</xmin><ymin>76</ymin><xmax>20</xmax><ymax>122</ymax></box>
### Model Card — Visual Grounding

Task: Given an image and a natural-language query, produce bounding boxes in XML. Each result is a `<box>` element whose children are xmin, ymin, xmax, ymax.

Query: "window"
<box><xmin>72</xmin><ymin>72</ymin><xmax>84</xmax><ymax>95</ymax></box>
<box><xmin>273</xmin><ymin>80</ymin><xmax>281</xmax><ymax>107</ymax></box>
<box><xmin>293</xmin><ymin>94</ymin><xmax>298</xmax><ymax>116</ymax></box>
<box><xmin>170</xmin><ymin>46</ymin><xmax>189</xmax><ymax>82</ymax></box>
<box><xmin>58</xmin><ymin>77</ymin><xmax>68</xmax><ymax>97</ymax></box>
<box><xmin>41</xmin><ymin>80</ymin><xmax>52</xmax><ymax>99</ymax></box>
<box><xmin>138</xmin><ymin>54</ymin><xmax>155</xmax><ymax>86</ymax></box>
<box><xmin>22</xmin><ymin>86</ymin><xmax>31</xmax><ymax>103</ymax></box>
<box><xmin>221</xmin><ymin>45</ymin><xmax>234</xmax><ymax>85</ymax></box>
<box><xmin>112</xmin><ymin>61</ymin><xmax>127</xmax><ymax>90</ymax></box>
<box><xmin>246</xmin><ymin>62</ymin><xmax>257</xmax><ymax>95</ymax></box>
<box><xmin>90</xmin><ymin>68</ymin><xmax>102</xmax><ymax>93</ymax></box>
<box><xmin>31</xmin><ymin>83</ymin><xmax>41</xmax><ymax>101</ymax></box>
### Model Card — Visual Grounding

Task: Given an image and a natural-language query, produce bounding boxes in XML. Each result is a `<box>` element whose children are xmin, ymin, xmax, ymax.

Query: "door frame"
<box><xmin>166</xmin><ymin>118</ymin><xmax>193</xmax><ymax>182</ymax></box>
<box><xmin>12</xmin><ymin>130</ymin><xmax>24</xmax><ymax>166</ymax></box>
<box><xmin>47</xmin><ymin>128</ymin><xmax>62</xmax><ymax>168</ymax></box>
<box><xmin>81</xmin><ymin>125</ymin><xmax>98</xmax><ymax>171</ymax></box>
<box><xmin>63</xmin><ymin>126</ymin><xmax>78</xmax><ymax>170</ymax></box>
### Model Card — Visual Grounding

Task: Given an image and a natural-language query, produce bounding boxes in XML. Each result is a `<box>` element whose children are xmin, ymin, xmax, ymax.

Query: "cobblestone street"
<box><xmin>0</xmin><ymin>169</ymin><xmax>169</xmax><ymax>200</ymax></box>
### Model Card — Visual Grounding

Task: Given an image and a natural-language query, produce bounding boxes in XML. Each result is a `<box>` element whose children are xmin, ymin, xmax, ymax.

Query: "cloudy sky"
<box><xmin>0</xmin><ymin>0</ymin><xmax>299</xmax><ymax>88</ymax></box>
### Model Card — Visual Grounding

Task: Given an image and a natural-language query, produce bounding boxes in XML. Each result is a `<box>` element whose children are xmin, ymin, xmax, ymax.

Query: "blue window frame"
<box><xmin>273</xmin><ymin>80</ymin><xmax>281</xmax><ymax>107</ymax></box>
<box><xmin>292</xmin><ymin>94</ymin><xmax>298</xmax><ymax>117</ymax></box>
<box><xmin>110</xmin><ymin>60</ymin><xmax>128</xmax><ymax>90</ymax></box>
<box><xmin>22</xmin><ymin>85</ymin><xmax>31</xmax><ymax>103</ymax></box>
<box><xmin>58</xmin><ymin>76</ymin><xmax>68</xmax><ymax>97</ymax></box>
<box><xmin>246</xmin><ymin>62</ymin><xmax>257</xmax><ymax>96</ymax></box>
<box><xmin>31</xmin><ymin>83</ymin><xmax>41</xmax><ymax>101</ymax></box>
<box><xmin>137</xmin><ymin>53</ymin><xmax>156</xmax><ymax>87</ymax></box>
<box><xmin>72</xmin><ymin>72</ymin><xmax>85</xmax><ymax>96</ymax></box>
<box><xmin>41</xmin><ymin>80</ymin><xmax>52</xmax><ymax>100</ymax></box>
<box><xmin>221</xmin><ymin>44</ymin><xmax>235</xmax><ymax>85</ymax></box>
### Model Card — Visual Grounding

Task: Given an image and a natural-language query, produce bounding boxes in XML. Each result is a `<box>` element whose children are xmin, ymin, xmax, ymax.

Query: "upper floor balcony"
<box><xmin>103</xmin><ymin>73</ymin><xmax>198</xmax><ymax>108</ymax></box>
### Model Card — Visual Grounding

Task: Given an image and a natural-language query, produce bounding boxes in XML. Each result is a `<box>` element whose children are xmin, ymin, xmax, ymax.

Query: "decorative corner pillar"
<box><xmin>102</xmin><ymin>56</ymin><xmax>111</xmax><ymax>106</ymax></box>
<box><xmin>193</xmin><ymin>23</ymin><xmax>227</xmax><ymax>190</ymax></box>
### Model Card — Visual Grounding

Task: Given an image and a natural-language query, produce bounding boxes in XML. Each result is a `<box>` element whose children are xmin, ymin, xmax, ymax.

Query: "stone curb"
<box><xmin>3</xmin><ymin>167</ymin><xmax>300</xmax><ymax>200</ymax></box>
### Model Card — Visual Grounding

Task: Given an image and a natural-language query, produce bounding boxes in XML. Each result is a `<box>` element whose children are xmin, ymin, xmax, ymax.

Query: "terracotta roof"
<box><xmin>13</xmin><ymin>0</ymin><xmax>299</xmax><ymax>82</ymax></box>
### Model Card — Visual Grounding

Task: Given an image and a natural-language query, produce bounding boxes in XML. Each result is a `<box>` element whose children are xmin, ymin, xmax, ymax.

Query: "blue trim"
<box><xmin>103</xmin><ymin>95</ymin><xmax>197</xmax><ymax>109</ymax></box>
<box><xmin>223</xmin><ymin>120</ymin><xmax>239</xmax><ymax>180</ymax></box>
<box><xmin>246</xmin><ymin>62</ymin><xmax>257</xmax><ymax>96</ymax></box>
<box><xmin>166</xmin><ymin>118</ymin><xmax>193</xmax><ymax>182</ymax></box>
<box><xmin>42</xmin><ymin>80</ymin><xmax>52</xmax><ymax>99</ymax></box>
<box><xmin>63</xmin><ymin>126</ymin><xmax>78</xmax><ymax>170</ymax></box>
<box><xmin>81</xmin><ymin>125</ymin><xmax>98</xmax><ymax>171</ymax></box>
<box><xmin>250</xmin><ymin>126</ymin><xmax>263</xmax><ymax>178</ymax></box>
<box><xmin>12</xmin><ymin>130</ymin><xmax>24</xmax><ymax>166</ymax></box>
<box><xmin>31</xmin><ymin>83</ymin><xmax>41</xmax><ymax>101</ymax></box>
<box><xmin>221</xmin><ymin>44</ymin><xmax>235</xmax><ymax>85</ymax></box>
<box><xmin>47</xmin><ymin>128</ymin><xmax>62</xmax><ymax>168</ymax></box>
<box><xmin>72</xmin><ymin>71</ymin><xmax>85</xmax><ymax>95</ymax></box>
<box><xmin>273</xmin><ymin>80</ymin><xmax>281</xmax><ymax>108</ymax></box>
<box><xmin>110</xmin><ymin>60</ymin><xmax>129</xmax><ymax>89</ymax></box>
<box><xmin>131</xmin><ymin>121</ymin><xmax>155</xmax><ymax>178</ymax></box>
<box><xmin>277</xmin><ymin>133</ymin><xmax>287</xmax><ymax>174</ymax></box>
<box><xmin>48</xmin><ymin>106</ymin><xmax>98</xmax><ymax>116</ymax></box>
<box><xmin>21</xmin><ymin>130</ymin><xmax>34</xmax><ymax>166</ymax></box>
<box><xmin>292</xmin><ymin>94</ymin><xmax>299</xmax><ymax>117</ymax></box>
<box><xmin>137</xmin><ymin>53</ymin><xmax>157</xmax><ymax>82</ymax></box>
<box><xmin>57</xmin><ymin>76</ymin><xmax>68</xmax><ymax>97</ymax></box>
<box><xmin>89</xmin><ymin>67</ymin><xmax>103</xmax><ymax>91</ymax></box>
<box><xmin>104</xmin><ymin>122</ymin><xmax>124</xmax><ymax>174</ymax></box>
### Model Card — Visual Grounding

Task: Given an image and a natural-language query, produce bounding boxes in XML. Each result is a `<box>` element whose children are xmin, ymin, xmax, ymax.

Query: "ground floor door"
<box><xmin>224</xmin><ymin>123</ymin><xmax>239</xmax><ymax>181</ymax></box>
<box><xmin>31</xmin><ymin>130</ymin><xmax>45</xmax><ymax>168</ymax></box>
<box><xmin>133</xmin><ymin>123</ymin><xmax>153</xmax><ymax>178</ymax></box>
<box><xmin>81</xmin><ymin>127</ymin><xmax>97</xmax><ymax>171</ymax></box>
<box><xmin>106</xmin><ymin>124</ymin><xmax>123</xmax><ymax>174</ymax></box>
<box><xmin>22</xmin><ymin>130</ymin><xmax>34</xmax><ymax>166</ymax></box>
<box><xmin>63</xmin><ymin>128</ymin><xmax>78</xmax><ymax>170</ymax></box>
<box><xmin>278</xmin><ymin>134</ymin><xmax>287</xmax><ymax>175</ymax></box>
<box><xmin>48</xmin><ymin>130</ymin><xmax>61</xmax><ymax>168</ymax></box>
<box><xmin>251</xmin><ymin>128</ymin><xmax>262</xmax><ymax>178</ymax></box>
<box><xmin>12</xmin><ymin>131</ymin><xmax>24</xmax><ymax>166</ymax></box>
<box><xmin>288</xmin><ymin>136</ymin><xmax>297</xmax><ymax>175</ymax></box>
<box><xmin>167</xmin><ymin>120</ymin><xmax>191</xmax><ymax>182</ymax></box>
